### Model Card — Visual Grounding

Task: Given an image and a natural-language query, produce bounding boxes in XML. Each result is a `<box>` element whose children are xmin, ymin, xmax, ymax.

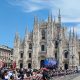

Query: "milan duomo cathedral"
<box><xmin>13</xmin><ymin>10</ymin><xmax>80</xmax><ymax>70</ymax></box>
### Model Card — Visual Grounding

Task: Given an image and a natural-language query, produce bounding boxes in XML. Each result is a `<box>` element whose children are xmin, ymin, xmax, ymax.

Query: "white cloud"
<box><xmin>7</xmin><ymin>0</ymin><xmax>80</xmax><ymax>22</ymax></box>
<box><xmin>62</xmin><ymin>18</ymin><xmax>80</xmax><ymax>22</ymax></box>
<box><xmin>7</xmin><ymin>0</ymin><xmax>80</xmax><ymax>37</ymax></box>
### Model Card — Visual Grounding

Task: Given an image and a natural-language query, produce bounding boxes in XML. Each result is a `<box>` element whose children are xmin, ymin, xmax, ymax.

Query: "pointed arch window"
<box><xmin>42</xmin><ymin>30</ymin><xmax>45</xmax><ymax>39</ymax></box>
<box><xmin>29</xmin><ymin>43</ymin><xmax>32</xmax><ymax>49</ymax></box>
<box><xmin>55</xmin><ymin>41</ymin><xmax>58</xmax><ymax>48</ymax></box>
<box><xmin>64</xmin><ymin>51</ymin><xmax>68</xmax><ymax>58</ymax></box>
<box><xmin>29</xmin><ymin>53</ymin><xmax>31</xmax><ymax>58</ymax></box>
<box><xmin>55</xmin><ymin>52</ymin><xmax>57</xmax><ymax>60</ymax></box>
<box><xmin>41</xmin><ymin>45</ymin><xmax>45</xmax><ymax>51</ymax></box>
<box><xmin>28</xmin><ymin>63</ymin><xmax>31</xmax><ymax>68</ymax></box>
<box><xmin>20</xmin><ymin>53</ymin><xmax>23</xmax><ymax>58</ymax></box>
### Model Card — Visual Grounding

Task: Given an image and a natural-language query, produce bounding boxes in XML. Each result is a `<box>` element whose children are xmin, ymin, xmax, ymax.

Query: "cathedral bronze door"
<box><xmin>40</xmin><ymin>60</ymin><xmax>45</xmax><ymax>68</ymax></box>
<box><xmin>28</xmin><ymin>63</ymin><xmax>31</xmax><ymax>68</ymax></box>
<box><xmin>20</xmin><ymin>63</ymin><xmax>23</xmax><ymax>68</ymax></box>
<box><xmin>64</xmin><ymin>63</ymin><xmax>68</xmax><ymax>70</ymax></box>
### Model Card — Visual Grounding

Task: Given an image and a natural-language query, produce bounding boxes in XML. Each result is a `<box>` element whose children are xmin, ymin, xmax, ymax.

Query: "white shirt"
<box><xmin>5</xmin><ymin>75</ymin><xmax>9</xmax><ymax>79</ymax></box>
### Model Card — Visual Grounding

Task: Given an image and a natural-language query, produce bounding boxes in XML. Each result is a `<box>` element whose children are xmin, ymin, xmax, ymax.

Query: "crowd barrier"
<box><xmin>8</xmin><ymin>70</ymin><xmax>80</xmax><ymax>80</ymax></box>
<box><xmin>14</xmin><ymin>76</ymin><xmax>42</xmax><ymax>80</ymax></box>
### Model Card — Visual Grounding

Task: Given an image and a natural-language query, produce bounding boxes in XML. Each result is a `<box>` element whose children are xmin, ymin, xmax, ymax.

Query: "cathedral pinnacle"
<box><xmin>14</xmin><ymin>31</ymin><xmax>20</xmax><ymax>46</ymax></box>
<box><xmin>24</xmin><ymin>26</ymin><xmax>28</xmax><ymax>42</ymax></box>
<box><xmin>25</xmin><ymin>26</ymin><xmax>28</xmax><ymax>37</ymax></box>
<box><xmin>58</xmin><ymin>9</ymin><xmax>61</xmax><ymax>26</ymax></box>
<box><xmin>48</xmin><ymin>12</ymin><xmax>52</xmax><ymax>23</ymax></box>
<box><xmin>69</xmin><ymin>27</ymin><xmax>71</xmax><ymax>41</ymax></box>
<box><xmin>34</xmin><ymin>16</ymin><xmax>38</xmax><ymax>25</ymax></box>
<box><xmin>54</xmin><ymin>16</ymin><xmax>55</xmax><ymax>23</ymax></box>
<box><xmin>72</xmin><ymin>27</ymin><xmax>75</xmax><ymax>39</ymax></box>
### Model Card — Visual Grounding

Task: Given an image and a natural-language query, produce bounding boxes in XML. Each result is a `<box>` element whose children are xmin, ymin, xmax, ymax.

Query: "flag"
<box><xmin>12</xmin><ymin>61</ymin><xmax>16</xmax><ymax>69</ymax></box>
<box><xmin>0</xmin><ymin>60</ymin><xmax>4</xmax><ymax>68</ymax></box>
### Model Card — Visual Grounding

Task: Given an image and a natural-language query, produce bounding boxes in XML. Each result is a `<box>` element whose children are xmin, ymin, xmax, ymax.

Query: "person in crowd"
<box><xmin>19</xmin><ymin>68</ymin><xmax>24</xmax><ymax>80</ymax></box>
<box><xmin>36</xmin><ymin>70</ymin><xmax>43</xmax><ymax>80</ymax></box>
<box><xmin>3</xmin><ymin>70</ymin><xmax>9</xmax><ymax>80</ymax></box>
<box><xmin>32</xmin><ymin>70</ymin><xmax>37</xmax><ymax>80</ymax></box>
<box><xmin>8</xmin><ymin>68</ymin><xmax>13</xmax><ymax>78</ymax></box>
<box><xmin>9</xmin><ymin>75</ymin><xmax>14</xmax><ymax>80</ymax></box>
<box><xmin>42</xmin><ymin>70</ymin><xmax>50</xmax><ymax>80</ymax></box>
<box><xmin>0</xmin><ymin>68</ymin><xmax>2</xmax><ymax>79</ymax></box>
<box><xmin>75</xmin><ymin>66</ymin><xmax>78</xmax><ymax>73</ymax></box>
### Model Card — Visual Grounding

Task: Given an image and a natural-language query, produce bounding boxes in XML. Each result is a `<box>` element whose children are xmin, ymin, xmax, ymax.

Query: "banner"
<box><xmin>44</xmin><ymin>58</ymin><xmax>57</xmax><ymax>69</ymax></box>
<box><xmin>12</xmin><ymin>61</ymin><xmax>16</xmax><ymax>69</ymax></box>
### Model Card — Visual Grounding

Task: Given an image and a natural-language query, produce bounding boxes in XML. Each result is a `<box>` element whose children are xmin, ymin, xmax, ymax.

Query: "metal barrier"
<box><xmin>50</xmin><ymin>72</ymin><xmax>80</xmax><ymax>80</ymax></box>
<box><xmin>14</xmin><ymin>70</ymin><xmax>80</xmax><ymax>80</ymax></box>
<box><xmin>14</xmin><ymin>73</ymin><xmax>80</xmax><ymax>80</ymax></box>
<box><xmin>14</xmin><ymin>76</ymin><xmax>42</xmax><ymax>80</ymax></box>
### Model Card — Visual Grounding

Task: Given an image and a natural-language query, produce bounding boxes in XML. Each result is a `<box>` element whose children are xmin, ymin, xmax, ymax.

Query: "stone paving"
<box><xmin>72</xmin><ymin>75</ymin><xmax>80</xmax><ymax>80</ymax></box>
<box><xmin>50</xmin><ymin>73</ymin><xmax>80</xmax><ymax>80</ymax></box>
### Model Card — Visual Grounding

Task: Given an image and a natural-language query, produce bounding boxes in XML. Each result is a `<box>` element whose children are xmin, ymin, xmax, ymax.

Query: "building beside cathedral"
<box><xmin>0</xmin><ymin>45</ymin><xmax>13</xmax><ymax>68</ymax></box>
<box><xmin>13</xmin><ymin>10</ymin><xmax>80</xmax><ymax>70</ymax></box>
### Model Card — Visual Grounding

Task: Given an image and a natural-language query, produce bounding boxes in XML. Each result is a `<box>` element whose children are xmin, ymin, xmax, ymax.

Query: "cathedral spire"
<box><xmin>24</xmin><ymin>26</ymin><xmax>28</xmax><ymax>43</ymax></box>
<box><xmin>72</xmin><ymin>27</ymin><xmax>75</xmax><ymax>39</ymax></box>
<box><xmin>48</xmin><ymin>12</ymin><xmax>52</xmax><ymax>23</ymax></box>
<box><xmin>25</xmin><ymin>26</ymin><xmax>28</xmax><ymax>37</ymax></box>
<box><xmin>76</xmin><ymin>32</ymin><xmax>78</xmax><ymax>41</ymax></box>
<box><xmin>34</xmin><ymin>16</ymin><xmax>38</xmax><ymax>31</ymax></box>
<box><xmin>14</xmin><ymin>31</ymin><xmax>20</xmax><ymax>48</ymax></box>
<box><xmin>53</xmin><ymin>16</ymin><xmax>55</xmax><ymax>24</ymax></box>
<box><xmin>63</xmin><ymin>27</ymin><xmax>65</xmax><ymax>37</ymax></box>
<box><xmin>51</xmin><ymin>12</ymin><xmax>53</xmax><ymax>22</ymax></box>
<box><xmin>69</xmin><ymin>27</ymin><xmax>71</xmax><ymax>41</ymax></box>
<box><xmin>14</xmin><ymin>32</ymin><xmax>19</xmax><ymax>42</ymax></box>
<box><xmin>58</xmin><ymin>9</ymin><xmax>61</xmax><ymax>26</ymax></box>
<box><xmin>34</xmin><ymin>16</ymin><xmax>38</xmax><ymax>25</ymax></box>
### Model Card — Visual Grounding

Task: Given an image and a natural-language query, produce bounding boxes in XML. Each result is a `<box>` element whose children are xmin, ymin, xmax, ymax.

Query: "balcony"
<box><xmin>40</xmin><ymin>39</ymin><xmax>46</xmax><ymax>43</ymax></box>
<box><xmin>63</xmin><ymin>58</ymin><xmax>69</xmax><ymax>63</ymax></box>
<box><xmin>27</xmin><ymin>58</ymin><xmax>32</xmax><ymax>62</ymax></box>
<box><xmin>19</xmin><ymin>58</ymin><xmax>23</xmax><ymax>62</ymax></box>
<box><xmin>28</xmin><ymin>49</ymin><xmax>32</xmax><ymax>52</ymax></box>
<box><xmin>39</xmin><ymin>51</ymin><xmax>47</xmax><ymax>57</ymax></box>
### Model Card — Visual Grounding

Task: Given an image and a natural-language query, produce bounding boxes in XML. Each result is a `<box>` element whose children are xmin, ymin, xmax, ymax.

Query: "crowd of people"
<box><xmin>0</xmin><ymin>67</ymin><xmax>50</xmax><ymax>80</ymax></box>
<box><xmin>0</xmin><ymin>66</ymin><xmax>79</xmax><ymax>80</ymax></box>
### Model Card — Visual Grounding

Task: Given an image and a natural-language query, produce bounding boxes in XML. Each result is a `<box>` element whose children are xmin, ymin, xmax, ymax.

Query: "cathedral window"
<box><xmin>28</xmin><ymin>63</ymin><xmax>31</xmax><ymax>68</ymax></box>
<box><xmin>29</xmin><ymin>43</ymin><xmax>32</xmax><ymax>49</ymax></box>
<box><xmin>29</xmin><ymin>53</ymin><xmax>31</xmax><ymax>58</ymax></box>
<box><xmin>20</xmin><ymin>53</ymin><xmax>23</xmax><ymax>58</ymax></box>
<box><xmin>55</xmin><ymin>52</ymin><xmax>57</xmax><ymax>60</ymax></box>
<box><xmin>20</xmin><ymin>63</ymin><xmax>23</xmax><ymax>68</ymax></box>
<box><xmin>64</xmin><ymin>51</ymin><xmax>68</xmax><ymax>58</ymax></box>
<box><xmin>42</xmin><ymin>30</ymin><xmax>45</xmax><ymax>39</ymax></box>
<box><xmin>41</xmin><ymin>45</ymin><xmax>45</xmax><ymax>51</ymax></box>
<box><xmin>79</xmin><ymin>53</ymin><xmax>80</xmax><ymax>65</ymax></box>
<box><xmin>55</xmin><ymin>41</ymin><xmax>58</xmax><ymax>48</ymax></box>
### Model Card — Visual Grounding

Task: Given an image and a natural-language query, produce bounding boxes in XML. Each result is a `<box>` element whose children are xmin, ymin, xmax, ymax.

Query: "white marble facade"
<box><xmin>13</xmin><ymin>10</ymin><xmax>80</xmax><ymax>70</ymax></box>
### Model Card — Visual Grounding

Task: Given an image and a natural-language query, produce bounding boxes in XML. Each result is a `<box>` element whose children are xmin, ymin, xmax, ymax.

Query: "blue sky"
<box><xmin>0</xmin><ymin>0</ymin><xmax>80</xmax><ymax>48</ymax></box>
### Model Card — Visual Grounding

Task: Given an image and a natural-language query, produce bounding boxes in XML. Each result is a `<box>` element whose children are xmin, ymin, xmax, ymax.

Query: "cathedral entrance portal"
<box><xmin>64</xmin><ymin>63</ymin><xmax>68</xmax><ymax>70</ymax></box>
<box><xmin>40</xmin><ymin>60</ymin><xmax>45</xmax><ymax>68</ymax></box>
<box><xmin>28</xmin><ymin>63</ymin><xmax>31</xmax><ymax>68</ymax></box>
<box><xmin>20</xmin><ymin>63</ymin><xmax>23</xmax><ymax>68</ymax></box>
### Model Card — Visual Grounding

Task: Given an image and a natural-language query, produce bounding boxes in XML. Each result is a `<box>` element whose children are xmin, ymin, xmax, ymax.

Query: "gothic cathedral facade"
<box><xmin>13</xmin><ymin>10</ymin><xmax>80</xmax><ymax>70</ymax></box>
